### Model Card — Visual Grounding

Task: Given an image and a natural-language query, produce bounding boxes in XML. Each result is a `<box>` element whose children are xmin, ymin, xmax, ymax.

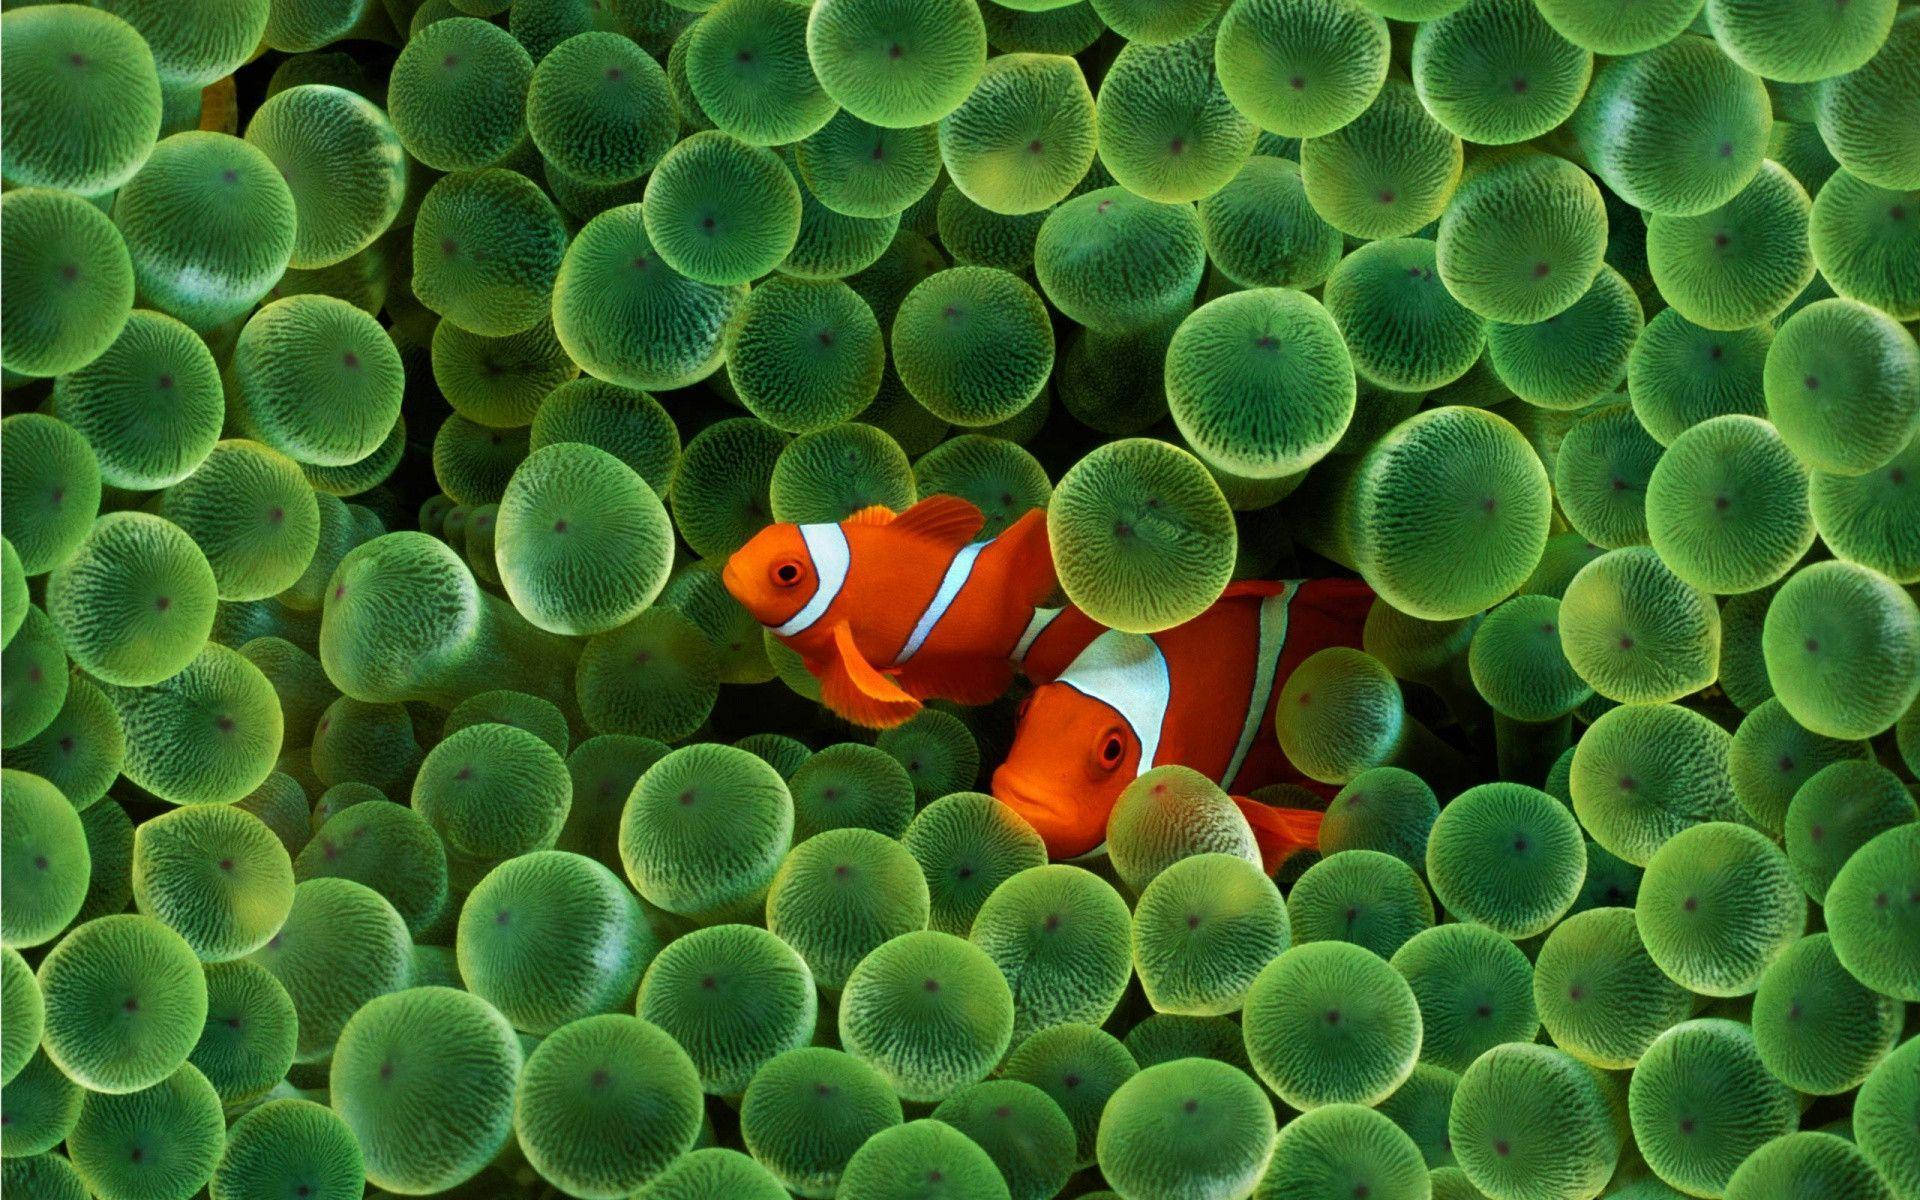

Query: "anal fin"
<box><xmin>820</xmin><ymin>622</ymin><xmax>923</xmax><ymax>729</ymax></box>
<box><xmin>893</xmin><ymin>655</ymin><xmax>1015</xmax><ymax>706</ymax></box>
<box><xmin>1232</xmin><ymin>796</ymin><xmax>1324</xmax><ymax>875</ymax></box>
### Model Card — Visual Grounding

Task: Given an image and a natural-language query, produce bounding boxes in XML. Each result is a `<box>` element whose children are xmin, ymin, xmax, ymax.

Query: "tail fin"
<box><xmin>1233</xmin><ymin>796</ymin><xmax>1323</xmax><ymax>875</ymax></box>
<box><xmin>999</xmin><ymin>508</ymin><xmax>1058</xmax><ymax>610</ymax></box>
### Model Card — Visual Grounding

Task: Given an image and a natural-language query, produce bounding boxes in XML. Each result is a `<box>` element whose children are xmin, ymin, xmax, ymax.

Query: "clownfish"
<box><xmin>722</xmin><ymin>495</ymin><xmax>1058</xmax><ymax>728</ymax></box>
<box><xmin>992</xmin><ymin>577</ymin><xmax>1376</xmax><ymax>870</ymax></box>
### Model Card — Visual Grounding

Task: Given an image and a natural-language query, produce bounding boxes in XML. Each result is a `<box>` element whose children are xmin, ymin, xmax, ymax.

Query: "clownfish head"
<box><xmin>991</xmin><ymin>682</ymin><xmax>1144</xmax><ymax>859</ymax></box>
<box><xmin>723</xmin><ymin>523</ymin><xmax>835</xmax><ymax>633</ymax></box>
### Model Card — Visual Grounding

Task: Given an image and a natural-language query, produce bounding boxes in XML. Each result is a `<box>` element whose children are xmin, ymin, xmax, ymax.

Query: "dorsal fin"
<box><xmin>997</xmin><ymin>508</ymin><xmax>1058</xmax><ymax>610</ymax></box>
<box><xmin>887</xmin><ymin>495</ymin><xmax>986</xmax><ymax>546</ymax></box>
<box><xmin>846</xmin><ymin>505</ymin><xmax>897</xmax><ymax>526</ymax></box>
<box><xmin>1220</xmin><ymin>579</ymin><xmax>1295</xmax><ymax>601</ymax></box>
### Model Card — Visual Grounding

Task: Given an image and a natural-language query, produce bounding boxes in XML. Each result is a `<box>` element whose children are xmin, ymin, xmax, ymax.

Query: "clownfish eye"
<box><xmin>1099</xmin><ymin>731</ymin><xmax>1125</xmax><ymax>766</ymax></box>
<box><xmin>770</xmin><ymin>560</ymin><xmax>804</xmax><ymax>588</ymax></box>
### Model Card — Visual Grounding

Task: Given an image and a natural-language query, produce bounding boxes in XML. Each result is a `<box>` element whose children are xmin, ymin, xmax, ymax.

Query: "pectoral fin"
<box><xmin>819</xmin><ymin>622</ymin><xmax>923</xmax><ymax>728</ymax></box>
<box><xmin>1232</xmin><ymin>795</ymin><xmax>1323</xmax><ymax>874</ymax></box>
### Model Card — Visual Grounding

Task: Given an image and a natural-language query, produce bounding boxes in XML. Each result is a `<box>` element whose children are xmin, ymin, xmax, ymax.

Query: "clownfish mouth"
<box><xmin>719</xmin><ymin>557</ymin><xmax>776</xmax><ymax>630</ymax></box>
<box><xmin>719</xmin><ymin>556</ymin><xmax>750</xmax><ymax>606</ymax></box>
<box><xmin>990</xmin><ymin>765</ymin><xmax>1097</xmax><ymax>859</ymax></box>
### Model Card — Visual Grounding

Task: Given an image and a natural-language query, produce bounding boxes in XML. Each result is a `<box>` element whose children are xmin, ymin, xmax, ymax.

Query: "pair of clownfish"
<box><xmin>723</xmin><ymin>496</ymin><xmax>1374</xmax><ymax>870</ymax></box>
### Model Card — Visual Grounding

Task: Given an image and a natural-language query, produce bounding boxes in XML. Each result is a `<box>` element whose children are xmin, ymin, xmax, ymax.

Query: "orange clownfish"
<box><xmin>722</xmin><ymin>495</ymin><xmax>1058</xmax><ymax>728</ymax></box>
<box><xmin>992</xmin><ymin>578</ymin><xmax>1376</xmax><ymax>871</ymax></box>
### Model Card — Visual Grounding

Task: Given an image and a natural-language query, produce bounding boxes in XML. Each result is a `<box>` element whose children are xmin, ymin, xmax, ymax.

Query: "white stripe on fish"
<box><xmin>772</xmin><ymin>523</ymin><xmax>851</xmax><ymax>637</ymax></box>
<box><xmin>894</xmin><ymin>538</ymin><xmax>989</xmax><ymax>664</ymax></box>
<box><xmin>1221</xmin><ymin>584</ymin><xmax>1298</xmax><ymax>789</ymax></box>
<box><xmin>1056</xmin><ymin>629</ymin><xmax>1171</xmax><ymax>776</ymax></box>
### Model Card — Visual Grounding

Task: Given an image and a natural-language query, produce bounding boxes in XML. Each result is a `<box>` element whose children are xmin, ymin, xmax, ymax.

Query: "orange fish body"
<box><xmin>722</xmin><ymin>496</ymin><xmax>1058</xmax><ymax>728</ymax></box>
<box><xmin>992</xmin><ymin>578</ymin><xmax>1376</xmax><ymax>870</ymax></box>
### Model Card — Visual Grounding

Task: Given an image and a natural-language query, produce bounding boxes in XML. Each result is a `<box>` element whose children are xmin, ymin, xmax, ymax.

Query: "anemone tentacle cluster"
<box><xmin>2</xmin><ymin>1</ymin><xmax>1917</xmax><ymax>1198</ymax></box>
